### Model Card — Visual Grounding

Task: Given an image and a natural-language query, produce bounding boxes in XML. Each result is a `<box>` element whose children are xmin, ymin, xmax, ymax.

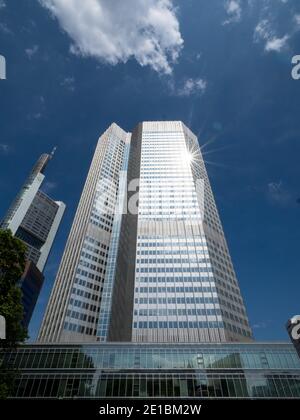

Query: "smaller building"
<box><xmin>2</xmin><ymin>342</ymin><xmax>300</xmax><ymax>399</ymax></box>
<box><xmin>14</xmin><ymin>190</ymin><xmax>64</xmax><ymax>272</ymax></box>
<box><xmin>18</xmin><ymin>262</ymin><xmax>44</xmax><ymax>328</ymax></box>
<box><xmin>1</xmin><ymin>151</ymin><xmax>65</xmax><ymax>328</ymax></box>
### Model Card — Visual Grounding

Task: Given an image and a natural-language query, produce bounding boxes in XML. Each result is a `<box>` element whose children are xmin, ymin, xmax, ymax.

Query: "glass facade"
<box><xmin>38</xmin><ymin>124</ymin><xmax>130</xmax><ymax>343</ymax></box>
<box><xmin>3</xmin><ymin>343</ymin><xmax>300</xmax><ymax>399</ymax></box>
<box><xmin>15</xmin><ymin>190</ymin><xmax>63</xmax><ymax>270</ymax></box>
<box><xmin>133</xmin><ymin>124</ymin><xmax>217</xmax><ymax>342</ymax></box>
<box><xmin>107</xmin><ymin>122</ymin><xmax>252</xmax><ymax>343</ymax></box>
<box><xmin>1</xmin><ymin>154</ymin><xmax>51</xmax><ymax>233</ymax></box>
<box><xmin>97</xmin><ymin>141</ymin><xmax>131</xmax><ymax>341</ymax></box>
<box><xmin>38</xmin><ymin>121</ymin><xmax>252</xmax><ymax>344</ymax></box>
<box><xmin>19</xmin><ymin>261</ymin><xmax>44</xmax><ymax>328</ymax></box>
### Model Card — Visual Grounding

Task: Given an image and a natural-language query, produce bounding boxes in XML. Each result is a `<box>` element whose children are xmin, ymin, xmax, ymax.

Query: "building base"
<box><xmin>2</xmin><ymin>342</ymin><xmax>300</xmax><ymax>399</ymax></box>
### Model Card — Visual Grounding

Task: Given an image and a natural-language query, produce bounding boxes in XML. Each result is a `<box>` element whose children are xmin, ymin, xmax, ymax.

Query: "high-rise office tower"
<box><xmin>1</xmin><ymin>152</ymin><xmax>65</xmax><ymax>327</ymax></box>
<box><xmin>38</xmin><ymin>124</ymin><xmax>130</xmax><ymax>342</ymax></box>
<box><xmin>39</xmin><ymin>122</ymin><xmax>252</xmax><ymax>343</ymax></box>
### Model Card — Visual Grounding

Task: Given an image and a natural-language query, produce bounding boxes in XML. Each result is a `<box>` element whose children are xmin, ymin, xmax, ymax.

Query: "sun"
<box><xmin>184</xmin><ymin>150</ymin><xmax>195</xmax><ymax>165</ymax></box>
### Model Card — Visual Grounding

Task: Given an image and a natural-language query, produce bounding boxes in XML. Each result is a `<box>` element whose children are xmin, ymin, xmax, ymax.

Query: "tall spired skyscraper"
<box><xmin>1</xmin><ymin>151</ymin><xmax>65</xmax><ymax>327</ymax></box>
<box><xmin>39</xmin><ymin>122</ymin><xmax>252</xmax><ymax>343</ymax></box>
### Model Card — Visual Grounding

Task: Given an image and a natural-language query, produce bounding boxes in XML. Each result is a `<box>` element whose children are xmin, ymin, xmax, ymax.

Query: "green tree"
<box><xmin>0</xmin><ymin>229</ymin><xmax>27</xmax><ymax>398</ymax></box>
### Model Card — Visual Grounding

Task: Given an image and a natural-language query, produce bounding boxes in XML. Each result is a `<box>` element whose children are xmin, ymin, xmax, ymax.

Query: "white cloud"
<box><xmin>265</xmin><ymin>35</ymin><xmax>289</xmax><ymax>52</ymax></box>
<box><xmin>252</xmin><ymin>0</ymin><xmax>300</xmax><ymax>53</ymax></box>
<box><xmin>39</xmin><ymin>0</ymin><xmax>183</xmax><ymax>74</ymax></box>
<box><xmin>179</xmin><ymin>78</ymin><xmax>207</xmax><ymax>96</ymax></box>
<box><xmin>223</xmin><ymin>0</ymin><xmax>242</xmax><ymax>24</ymax></box>
<box><xmin>25</xmin><ymin>45</ymin><xmax>39</xmax><ymax>58</ymax></box>
<box><xmin>172</xmin><ymin>78</ymin><xmax>207</xmax><ymax>97</ymax></box>
<box><xmin>254</xmin><ymin>19</ymin><xmax>270</xmax><ymax>40</ymax></box>
<box><xmin>43</xmin><ymin>181</ymin><xmax>57</xmax><ymax>193</ymax></box>
<box><xmin>0</xmin><ymin>0</ymin><xmax>6</xmax><ymax>10</ymax></box>
<box><xmin>294</xmin><ymin>14</ymin><xmax>300</xmax><ymax>26</ymax></box>
<box><xmin>254</xmin><ymin>19</ymin><xmax>289</xmax><ymax>52</ymax></box>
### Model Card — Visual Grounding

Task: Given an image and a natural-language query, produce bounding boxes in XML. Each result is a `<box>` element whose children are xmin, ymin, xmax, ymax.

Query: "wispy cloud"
<box><xmin>42</xmin><ymin>181</ymin><xmax>57</xmax><ymax>193</ymax></box>
<box><xmin>265</xmin><ymin>35</ymin><xmax>289</xmax><ymax>52</ymax></box>
<box><xmin>252</xmin><ymin>0</ymin><xmax>300</xmax><ymax>53</ymax></box>
<box><xmin>25</xmin><ymin>44</ymin><xmax>39</xmax><ymax>59</ymax></box>
<box><xmin>0</xmin><ymin>0</ymin><xmax>6</xmax><ymax>10</ymax></box>
<box><xmin>0</xmin><ymin>143</ymin><xmax>9</xmax><ymax>154</ymax></box>
<box><xmin>26</xmin><ymin>96</ymin><xmax>46</xmax><ymax>120</ymax></box>
<box><xmin>61</xmin><ymin>76</ymin><xmax>75</xmax><ymax>91</ymax></box>
<box><xmin>254</xmin><ymin>19</ymin><xmax>289</xmax><ymax>52</ymax></box>
<box><xmin>171</xmin><ymin>77</ymin><xmax>207</xmax><ymax>97</ymax></box>
<box><xmin>252</xmin><ymin>320</ymin><xmax>270</xmax><ymax>330</ymax></box>
<box><xmin>267</xmin><ymin>180</ymin><xmax>292</xmax><ymax>206</ymax></box>
<box><xmin>294</xmin><ymin>14</ymin><xmax>300</xmax><ymax>26</ymax></box>
<box><xmin>26</xmin><ymin>112</ymin><xmax>42</xmax><ymax>121</ymax></box>
<box><xmin>0</xmin><ymin>22</ymin><xmax>12</xmax><ymax>34</ymax></box>
<box><xmin>39</xmin><ymin>0</ymin><xmax>183</xmax><ymax>74</ymax></box>
<box><xmin>248</xmin><ymin>180</ymin><xmax>295</xmax><ymax>207</ymax></box>
<box><xmin>223</xmin><ymin>0</ymin><xmax>242</xmax><ymax>25</ymax></box>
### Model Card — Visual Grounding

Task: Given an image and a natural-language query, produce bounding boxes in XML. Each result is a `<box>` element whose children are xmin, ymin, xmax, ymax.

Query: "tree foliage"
<box><xmin>0</xmin><ymin>229</ymin><xmax>27</xmax><ymax>398</ymax></box>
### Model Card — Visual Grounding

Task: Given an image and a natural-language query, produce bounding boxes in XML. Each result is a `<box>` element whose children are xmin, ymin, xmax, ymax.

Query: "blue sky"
<box><xmin>0</xmin><ymin>0</ymin><xmax>300</xmax><ymax>342</ymax></box>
